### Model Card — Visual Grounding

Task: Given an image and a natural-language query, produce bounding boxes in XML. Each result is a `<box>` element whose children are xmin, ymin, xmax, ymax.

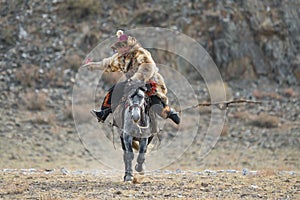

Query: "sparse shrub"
<box><xmin>2</xmin><ymin>25</ymin><xmax>17</xmax><ymax>46</ymax></box>
<box><xmin>43</xmin><ymin>68</ymin><xmax>65</xmax><ymax>88</ymax></box>
<box><xmin>283</xmin><ymin>88</ymin><xmax>295</xmax><ymax>97</ymax></box>
<box><xmin>249</xmin><ymin>113</ymin><xmax>280</xmax><ymax>128</ymax></box>
<box><xmin>73</xmin><ymin>104</ymin><xmax>93</xmax><ymax>123</ymax></box>
<box><xmin>23</xmin><ymin>91</ymin><xmax>48</xmax><ymax>111</ymax></box>
<box><xmin>15</xmin><ymin>64</ymin><xmax>66</xmax><ymax>89</ymax></box>
<box><xmin>220</xmin><ymin>125</ymin><xmax>228</xmax><ymax>137</ymax></box>
<box><xmin>59</xmin><ymin>0</ymin><xmax>102</xmax><ymax>20</ymax></box>
<box><xmin>64</xmin><ymin>54</ymin><xmax>82</xmax><ymax>72</ymax></box>
<box><xmin>15</xmin><ymin>64</ymin><xmax>39</xmax><ymax>87</ymax></box>
<box><xmin>33</xmin><ymin>113</ymin><xmax>56</xmax><ymax>125</ymax></box>
<box><xmin>63</xmin><ymin>104</ymin><xmax>73</xmax><ymax>120</ymax></box>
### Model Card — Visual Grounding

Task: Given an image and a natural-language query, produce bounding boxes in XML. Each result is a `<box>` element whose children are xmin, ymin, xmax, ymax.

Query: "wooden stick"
<box><xmin>180</xmin><ymin>98</ymin><xmax>264</xmax><ymax>112</ymax></box>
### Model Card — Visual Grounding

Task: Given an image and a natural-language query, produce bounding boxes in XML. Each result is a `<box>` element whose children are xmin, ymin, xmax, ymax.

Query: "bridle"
<box><xmin>127</xmin><ymin>88</ymin><xmax>149</xmax><ymax>130</ymax></box>
<box><xmin>128</xmin><ymin>88</ymin><xmax>146</xmax><ymax>112</ymax></box>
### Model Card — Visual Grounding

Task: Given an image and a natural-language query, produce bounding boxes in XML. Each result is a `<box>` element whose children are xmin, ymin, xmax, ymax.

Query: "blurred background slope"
<box><xmin>0</xmin><ymin>0</ymin><xmax>299</xmax><ymax>170</ymax></box>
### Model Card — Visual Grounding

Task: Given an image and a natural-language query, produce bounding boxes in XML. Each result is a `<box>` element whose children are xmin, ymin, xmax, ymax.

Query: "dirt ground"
<box><xmin>0</xmin><ymin>169</ymin><xmax>299</xmax><ymax>200</ymax></box>
<box><xmin>1</xmin><ymin>81</ymin><xmax>300</xmax><ymax>199</ymax></box>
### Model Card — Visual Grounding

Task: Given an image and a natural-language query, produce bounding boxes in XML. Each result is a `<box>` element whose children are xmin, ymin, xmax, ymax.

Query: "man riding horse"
<box><xmin>84</xmin><ymin>30</ymin><xmax>180</xmax><ymax>125</ymax></box>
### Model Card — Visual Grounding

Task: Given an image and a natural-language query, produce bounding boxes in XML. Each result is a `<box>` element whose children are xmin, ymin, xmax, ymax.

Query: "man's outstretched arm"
<box><xmin>81</xmin><ymin>54</ymin><xmax>117</xmax><ymax>72</ymax></box>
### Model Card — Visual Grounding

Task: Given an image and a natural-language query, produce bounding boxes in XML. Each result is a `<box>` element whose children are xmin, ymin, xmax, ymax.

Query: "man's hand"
<box><xmin>82</xmin><ymin>57</ymin><xmax>111</xmax><ymax>72</ymax></box>
<box><xmin>82</xmin><ymin>58</ymin><xmax>94</xmax><ymax>71</ymax></box>
<box><xmin>81</xmin><ymin>62</ymin><xmax>101</xmax><ymax>71</ymax></box>
<box><xmin>85</xmin><ymin>64</ymin><xmax>96</xmax><ymax>71</ymax></box>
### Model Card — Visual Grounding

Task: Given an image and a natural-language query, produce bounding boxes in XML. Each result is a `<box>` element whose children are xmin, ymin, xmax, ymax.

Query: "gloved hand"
<box><xmin>145</xmin><ymin>82</ymin><xmax>152</xmax><ymax>91</ymax></box>
<box><xmin>145</xmin><ymin>80</ymin><xmax>157</xmax><ymax>96</ymax></box>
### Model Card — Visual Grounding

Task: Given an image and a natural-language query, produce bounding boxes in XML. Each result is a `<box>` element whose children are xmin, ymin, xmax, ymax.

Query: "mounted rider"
<box><xmin>84</xmin><ymin>30</ymin><xmax>180</xmax><ymax>124</ymax></box>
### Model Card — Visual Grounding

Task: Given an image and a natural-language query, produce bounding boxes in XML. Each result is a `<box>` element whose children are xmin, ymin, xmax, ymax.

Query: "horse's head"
<box><xmin>128</xmin><ymin>87</ymin><xmax>147</xmax><ymax>123</ymax></box>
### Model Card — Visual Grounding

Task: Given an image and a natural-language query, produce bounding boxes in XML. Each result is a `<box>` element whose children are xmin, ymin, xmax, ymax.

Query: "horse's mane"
<box><xmin>124</xmin><ymin>81</ymin><xmax>146</xmax><ymax>95</ymax></box>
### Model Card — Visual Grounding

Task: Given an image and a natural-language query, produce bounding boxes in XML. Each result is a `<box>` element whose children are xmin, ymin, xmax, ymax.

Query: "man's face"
<box><xmin>117</xmin><ymin>45</ymin><xmax>131</xmax><ymax>54</ymax></box>
<box><xmin>112</xmin><ymin>41</ymin><xmax>130</xmax><ymax>54</ymax></box>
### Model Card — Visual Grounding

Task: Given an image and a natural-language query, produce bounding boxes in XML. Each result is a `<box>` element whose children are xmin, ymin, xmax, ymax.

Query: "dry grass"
<box><xmin>64</xmin><ymin>53</ymin><xmax>82</xmax><ymax>72</ymax></box>
<box><xmin>257</xmin><ymin>169</ymin><xmax>277</xmax><ymax>176</ymax></box>
<box><xmin>73</xmin><ymin>104</ymin><xmax>93</xmax><ymax>123</ymax></box>
<box><xmin>32</xmin><ymin>113</ymin><xmax>56</xmax><ymax>125</ymax></box>
<box><xmin>15</xmin><ymin>64</ymin><xmax>39</xmax><ymax>87</ymax></box>
<box><xmin>1</xmin><ymin>24</ymin><xmax>17</xmax><ymax>46</ymax></box>
<box><xmin>18</xmin><ymin>111</ymin><xmax>57</xmax><ymax>125</ymax></box>
<box><xmin>63</xmin><ymin>104</ymin><xmax>73</xmax><ymax>120</ymax></box>
<box><xmin>15</xmin><ymin>64</ymin><xmax>67</xmax><ymax>88</ymax></box>
<box><xmin>23</xmin><ymin>90</ymin><xmax>48</xmax><ymax>111</ymax></box>
<box><xmin>45</xmin><ymin>68</ymin><xmax>65</xmax><ymax>88</ymax></box>
<box><xmin>252</xmin><ymin>89</ymin><xmax>282</xmax><ymax>100</ymax></box>
<box><xmin>283</xmin><ymin>87</ymin><xmax>297</xmax><ymax>97</ymax></box>
<box><xmin>58</xmin><ymin>0</ymin><xmax>103</xmax><ymax>20</ymax></box>
<box><xmin>220</xmin><ymin>125</ymin><xmax>229</xmax><ymax>137</ymax></box>
<box><xmin>232</xmin><ymin>111</ymin><xmax>249</xmax><ymax>120</ymax></box>
<box><xmin>232</xmin><ymin>111</ymin><xmax>280</xmax><ymax>128</ymax></box>
<box><xmin>249</xmin><ymin>112</ymin><xmax>280</xmax><ymax>128</ymax></box>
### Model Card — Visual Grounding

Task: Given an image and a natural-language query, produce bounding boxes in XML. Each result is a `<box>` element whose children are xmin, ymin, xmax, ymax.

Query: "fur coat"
<box><xmin>84</xmin><ymin>43</ymin><xmax>169</xmax><ymax>104</ymax></box>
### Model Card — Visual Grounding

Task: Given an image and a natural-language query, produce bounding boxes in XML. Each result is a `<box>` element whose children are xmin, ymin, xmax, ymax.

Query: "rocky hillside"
<box><xmin>1</xmin><ymin>0</ymin><xmax>299</xmax><ymax>88</ymax></box>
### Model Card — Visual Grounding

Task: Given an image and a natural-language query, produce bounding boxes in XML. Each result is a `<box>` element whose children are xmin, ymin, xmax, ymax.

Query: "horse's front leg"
<box><xmin>135</xmin><ymin>138</ymin><xmax>148</xmax><ymax>174</ymax></box>
<box><xmin>121</xmin><ymin>134</ymin><xmax>134</xmax><ymax>182</ymax></box>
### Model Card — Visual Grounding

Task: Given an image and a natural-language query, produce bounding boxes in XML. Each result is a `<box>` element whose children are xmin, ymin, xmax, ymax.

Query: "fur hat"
<box><xmin>116</xmin><ymin>30</ymin><xmax>128</xmax><ymax>41</ymax></box>
<box><xmin>111</xmin><ymin>30</ymin><xmax>139</xmax><ymax>51</ymax></box>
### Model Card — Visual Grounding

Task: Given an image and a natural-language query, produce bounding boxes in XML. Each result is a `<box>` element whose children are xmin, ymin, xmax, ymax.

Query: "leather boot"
<box><xmin>167</xmin><ymin>108</ymin><xmax>180</xmax><ymax>124</ymax></box>
<box><xmin>91</xmin><ymin>108</ymin><xmax>111</xmax><ymax>122</ymax></box>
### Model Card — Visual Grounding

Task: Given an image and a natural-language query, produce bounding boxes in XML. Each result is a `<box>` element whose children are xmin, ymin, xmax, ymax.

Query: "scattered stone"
<box><xmin>201</xmin><ymin>182</ymin><xmax>209</xmax><ymax>187</ymax></box>
<box><xmin>204</xmin><ymin>170</ymin><xmax>217</xmax><ymax>175</ymax></box>
<box><xmin>200</xmin><ymin>187</ymin><xmax>210</xmax><ymax>192</ymax></box>
<box><xmin>242</xmin><ymin>168</ymin><xmax>248</xmax><ymax>176</ymax></box>
<box><xmin>60</xmin><ymin>167</ymin><xmax>69</xmax><ymax>175</ymax></box>
<box><xmin>133</xmin><ymin>174</ymin><xmax>144</xmax><ymax>184</ymax></box>
<box><xmin>226</xmin><ymin>170</ymin><xmax>237</xmax><ymax>173</ymax></box>
<box><xmin>44</xmin><ymin>169</ymin><xmax>55</xmax><ymax>174</ymax></box>
<box><xmin>251</xmin><ymin>184</ymin><xmax>259</xmax><ymax>189</ymax></box>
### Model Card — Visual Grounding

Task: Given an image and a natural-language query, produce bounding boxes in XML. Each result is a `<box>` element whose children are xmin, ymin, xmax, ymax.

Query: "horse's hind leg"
<box><xmin>135</xmin><ymin>138</ymin><xmax>148</xmax><ymax>174</ymax></box>
<box><xmin>121</xmin><ymin>135</ymin><xmax>134</xmax><ymax>182</ymax></box>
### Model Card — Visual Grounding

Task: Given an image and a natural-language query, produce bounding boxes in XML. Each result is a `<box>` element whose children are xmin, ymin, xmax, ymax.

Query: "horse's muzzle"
<box><xmin>131</xmin><ymin>107</ymin><xmax>140</xmax><ymax>123</ymax></box>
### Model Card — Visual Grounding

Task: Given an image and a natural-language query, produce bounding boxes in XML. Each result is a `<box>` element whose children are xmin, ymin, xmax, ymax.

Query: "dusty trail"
<box><xmin>0</xmin><ymin>169</ymin><xmax>299</xmax><ymax>199</ymax></box>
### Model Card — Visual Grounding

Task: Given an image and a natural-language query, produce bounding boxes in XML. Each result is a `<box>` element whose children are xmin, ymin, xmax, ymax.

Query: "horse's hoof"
<box><xmin>124</xmin><ymin>175</ymin><xmax>133</xmax><ymax>182</ymax></box>
<box><xmin>135</xmin><ymin>163</ymin><xmax>145</xmax><ymax>175</ymax></box>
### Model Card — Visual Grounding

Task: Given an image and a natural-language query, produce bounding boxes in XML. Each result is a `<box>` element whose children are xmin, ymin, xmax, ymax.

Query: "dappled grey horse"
<box><xmin>113</xmin><ymin>82</ymin><xmax>157</xmax><ymax>182</ymax></box>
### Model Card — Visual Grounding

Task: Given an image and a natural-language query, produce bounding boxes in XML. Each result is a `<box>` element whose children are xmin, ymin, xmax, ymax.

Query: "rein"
<box><xmin>136</xmin><ymin>122</ymin><xmax>150</xmax><ymax>130</ymax></box>
<box><xmin>129</xmin><ymin>100</ymin><xmax>150</xmax><ymax>132</ymax></box>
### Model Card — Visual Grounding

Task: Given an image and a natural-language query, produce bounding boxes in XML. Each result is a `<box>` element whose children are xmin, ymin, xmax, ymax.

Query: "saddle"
<box><xmin>113</xmin><ymin>84</ymin><xmax>158</xmax><ymax>134</ymax></box>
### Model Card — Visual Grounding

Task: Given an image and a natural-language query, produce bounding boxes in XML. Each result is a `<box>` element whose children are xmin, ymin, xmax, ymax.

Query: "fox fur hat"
<box><xmin>116</xmin><ymin>30</ymin><xmax>128</xmax><ymax>41</ymax></box>
<box><xmin>113</xmin><ymin>30</ymin><xmax>138</xmax><ymax>47</ymax></box>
